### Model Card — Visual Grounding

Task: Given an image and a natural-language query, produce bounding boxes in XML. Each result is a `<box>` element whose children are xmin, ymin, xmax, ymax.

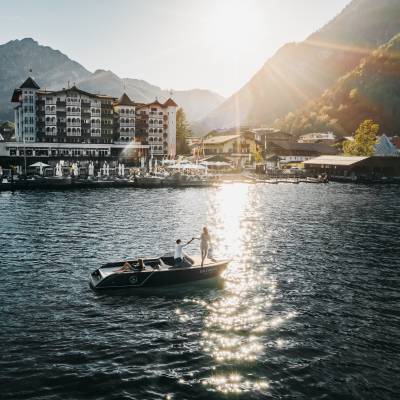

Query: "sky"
<box><xmin>0</xmin><ymin>0</ymin><xmax>350</xmax><ymax>97</ymax></box>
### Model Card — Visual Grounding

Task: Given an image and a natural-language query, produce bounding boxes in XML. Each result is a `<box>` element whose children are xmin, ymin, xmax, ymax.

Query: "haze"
<box><xmin>0</xmin><ymin>0</ymin><xmax>350</xmax><ymax>97</ymax></box>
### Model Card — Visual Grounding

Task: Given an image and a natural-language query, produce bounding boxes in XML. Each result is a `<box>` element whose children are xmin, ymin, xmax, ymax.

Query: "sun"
<box><xmin>204</xmin><ymin>0</ymin><xmax>259</xmax><ymax>54</ymax></box>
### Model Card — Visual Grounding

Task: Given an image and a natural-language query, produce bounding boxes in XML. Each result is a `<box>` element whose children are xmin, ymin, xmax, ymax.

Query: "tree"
<box><xmin>176</xmin><ymin>108</ymin><xmax>191</xmax><ymax>155</ymax></box>
<box><xmin>343</xmin><ymin>119</ymin><xmax>379</xmax><ymax>156</ymax></box>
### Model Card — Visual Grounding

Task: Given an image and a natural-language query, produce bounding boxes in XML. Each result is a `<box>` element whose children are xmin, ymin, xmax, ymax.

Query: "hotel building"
<box><xmin>4</xmin><ymin>76</ymin><xmax>177</xmax><ymax>162</ymax></box>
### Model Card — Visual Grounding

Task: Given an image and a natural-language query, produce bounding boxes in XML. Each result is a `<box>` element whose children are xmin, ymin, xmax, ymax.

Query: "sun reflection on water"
<box><xmin>202</xmin><ymin>184</ymin><xmax>273</xmax><ymax>393</ymax></box>
<box><xmin>176</xmin><ymin>184</ymin><xmax>297</xmax><ymax>395</ymax></box>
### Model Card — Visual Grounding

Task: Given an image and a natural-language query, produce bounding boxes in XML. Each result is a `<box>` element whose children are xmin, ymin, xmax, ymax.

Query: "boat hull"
<box><xmin>90</xmin><ymin>259</ymin><xmax>229</xmax><ymax>291</ymax></box>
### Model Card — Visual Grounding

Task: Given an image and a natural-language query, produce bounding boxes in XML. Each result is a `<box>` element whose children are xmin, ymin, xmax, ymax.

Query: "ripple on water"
<box><xmin>1</xmin><ymin>184</ymin><xmax>400</xmax><ymax>399</ymax></box>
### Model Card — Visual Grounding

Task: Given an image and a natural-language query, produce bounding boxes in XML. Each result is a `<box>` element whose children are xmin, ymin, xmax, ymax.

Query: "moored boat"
<box><xmin>89</xmin><ymin>255</ymin><xmax>230</xmax><ymax>291</ymax></box>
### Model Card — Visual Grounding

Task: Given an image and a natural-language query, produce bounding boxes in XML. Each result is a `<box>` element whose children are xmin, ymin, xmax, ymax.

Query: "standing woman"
<box><xmin>199</xmin><ymin>227</ymin><xmax>211</xmax><ymax>266</ymax></box>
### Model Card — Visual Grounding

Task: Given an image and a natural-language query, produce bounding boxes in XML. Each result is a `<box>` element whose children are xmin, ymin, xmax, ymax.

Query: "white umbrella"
<box><xmin>121</xmin><ymin>163</ymin><xmax>125</xmax><ymax>176</ymax></box>
<box><xmin>29</xmin><ymin>161</ymin><xmax>50</xmax><ymax>167</ymax></box>
<box><xmin>106</xmin><ymin>163</ymin><xmax>110</xmax><ymax>176</ymax></box>
<box><xmin>30</xmin><ymin>161</ymin><xmax>49</xmax><ymax>176</ymax></box>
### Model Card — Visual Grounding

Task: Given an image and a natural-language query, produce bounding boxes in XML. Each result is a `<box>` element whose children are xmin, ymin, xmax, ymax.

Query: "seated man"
<box><xmin>174</xmin><ymin>238</ymin><xmax>195</xmax><ymax>268</ymax></box>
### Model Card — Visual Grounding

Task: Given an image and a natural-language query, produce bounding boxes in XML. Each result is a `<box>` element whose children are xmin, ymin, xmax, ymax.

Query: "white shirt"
<box><xmin>174</xmin><ymin>243</ymin><xmax>187</xmax><ymax>259</ymax></box>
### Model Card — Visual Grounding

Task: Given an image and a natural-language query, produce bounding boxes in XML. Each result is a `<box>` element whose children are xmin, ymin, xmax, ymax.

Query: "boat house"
<box><xmin>304</xmin><ymin>155</ymin><xmax>400</xmax><ymax>181</ymax></box>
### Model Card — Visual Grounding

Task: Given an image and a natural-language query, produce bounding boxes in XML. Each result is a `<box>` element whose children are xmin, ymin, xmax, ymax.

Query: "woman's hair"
<box><xmin>203</xmin><ymin>227</ymin><xmax>208</xmax><ymax>233</ymax></box>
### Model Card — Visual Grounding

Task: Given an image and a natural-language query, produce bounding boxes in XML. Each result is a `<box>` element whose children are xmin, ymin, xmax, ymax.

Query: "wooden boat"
<box><xmin>89</xmin><ymin>255</ymin><xmax>230</xmax><ymax>291</ymax></box>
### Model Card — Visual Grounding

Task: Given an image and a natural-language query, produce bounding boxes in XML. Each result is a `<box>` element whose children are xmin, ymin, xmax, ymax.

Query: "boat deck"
<box><xmin>99</xmin><ymin>255</ymin><xmax>217</xmax><ymax>278</ymax></box>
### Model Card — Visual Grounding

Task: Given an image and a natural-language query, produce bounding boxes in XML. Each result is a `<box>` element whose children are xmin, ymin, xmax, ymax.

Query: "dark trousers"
<box><xmin>174</xmin><ymin>257</ymin><xmax>193</xmax><ymax>268</ymax></box>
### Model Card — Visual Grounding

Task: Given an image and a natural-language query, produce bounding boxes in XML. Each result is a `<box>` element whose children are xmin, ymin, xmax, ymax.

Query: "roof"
<box><xmin>268</xmin><ymin>140</ymin><xmax>337</xmax><ymax>154</ymax></box>
<box><xmin>163</xmin><ymin>98</ymin><xmax>178</xmax><ymax>107</ymax></box>
<box><xmin>20</xmin><ymin>76</ymin><xmax>40</xmax><ymax>89</ymax></box>
<box><xmin>203</xmin><ymin>134</ymin><xmax>240</xmax><ymax>145</ymax></box>
<box><xmin>374</xmin><ymin>134</ymin><xmax>399</xmax><ymax>156</ymax></box>
<box><xmin>146</xmin><ymin>99</ymin><xmax>163</xmax><ymax>108</ymax></box>
<box><xmin>114</xmin><ymin>92</ymin><xmax>135</xmax><ymax>106</ymax></box>
<box><xmin>303</xmin><ymin>155</ymin><xmax>369</xmax><ymax>166</ymax></box>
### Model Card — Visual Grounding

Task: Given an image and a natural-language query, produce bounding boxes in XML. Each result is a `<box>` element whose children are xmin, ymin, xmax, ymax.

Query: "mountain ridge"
<box><xmin>0</xmin><ymin>38</ymin><xmax>224</xmax><ymax>122</ymax></box>
<box><xmin>197</xmin><ymin>0</ymin><xmax>400</xmax><ymax>134</ymax></box>
<box><xmin>274</xmin><ymin>32</ymin><xmax>400</xmax><ymax>136</ymax></box>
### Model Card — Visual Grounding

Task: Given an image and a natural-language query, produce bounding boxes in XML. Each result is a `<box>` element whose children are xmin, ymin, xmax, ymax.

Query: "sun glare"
<box><xmin>204</xmin><ymin>1</ymin><xmax>261</xmax><ymax>54</ymax></box>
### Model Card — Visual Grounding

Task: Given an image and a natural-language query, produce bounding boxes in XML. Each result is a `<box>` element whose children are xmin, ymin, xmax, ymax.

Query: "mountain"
<box><xmin>77</xmin><ymin>69</ymin><xmax>224</xmax><ymax>121</ymax></box>
<box><xmin>0</xmin><ymin>38</ymin><xmax>90</xmax><ymax>120</ymax></box>
<box><xmin>0</xmin><ymin>38</ymin><xmax>224</xmax><ymax>122</ymax></box>
<box><xmin>198</xmin><ymin>0</ymin><xmax>400</xmax><ymax>133</ymax></box>
<box><xmin>275</xmin><ymin>33</ymin><xmax>400</xmax><ymax>136</ymax></box>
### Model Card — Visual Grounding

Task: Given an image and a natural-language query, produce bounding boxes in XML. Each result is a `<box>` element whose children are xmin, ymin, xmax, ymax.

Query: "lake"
<box><xmin>1</xmin><ymin>183</ymin><xmax>399</xmax><ymax>399</ymax></box>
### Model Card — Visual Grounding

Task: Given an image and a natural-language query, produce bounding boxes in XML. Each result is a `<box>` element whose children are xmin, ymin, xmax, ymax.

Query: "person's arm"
<box><xmin>185</xmin><ymin>237</ymin><xmax>195</xmax><ymax>246</ymax></box>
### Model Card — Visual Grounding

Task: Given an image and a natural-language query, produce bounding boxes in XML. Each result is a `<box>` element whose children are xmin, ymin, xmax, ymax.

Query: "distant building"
<box><xmin>374</xmin><ymin>134</ymin><xmax>399</xmax><ymax>156</ymax></box>
<box><xmin>202</xmin><ymin>132</ymin><xmax>260</xmax><ymax>165</ymax></box>
<box><xmin>264</xmin><ymin>140</ymin><xmax>338</xmax><ymax>163</ymax></box>
<box><xmin>7</xmin><ymin>76</ymin><xmax>178</xmax><ymax>163</ymax></box>
<box><xmin>304</xmin><ymin>155</ymin><xmax>400</xmax><ymax>180</ymax></box>
<box><xmin>0</xmin><ymin>122</ymin><xmax>15</xmax><ymax>142</ymax></box>
<box><xmin>298</xmin><ymin>132</ymin><xmax>336</xmax><ymax>144</ymax></box>
<box><xmin>250</xmin><ymin>128</ymin><xmax>293</xmax><ymax>147</ymax></box>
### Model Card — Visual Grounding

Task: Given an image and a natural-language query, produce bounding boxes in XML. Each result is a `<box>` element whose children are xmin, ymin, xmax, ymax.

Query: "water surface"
<box><xmin>1</xmin><ymin>183</ymin><xmax>399</xmax><ymax>399</ymax></box>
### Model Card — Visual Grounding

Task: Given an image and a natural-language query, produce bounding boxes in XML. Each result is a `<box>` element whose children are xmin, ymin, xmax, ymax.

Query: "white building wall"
<box><xmin>166</xmin><ymin>105</ymin><xmax>176</xmax><ymax>157</ymax></box>
<box><xmin>20</xmin><ymin>89</ymin><xmax>37</xmax><ymax>142</ymax></box>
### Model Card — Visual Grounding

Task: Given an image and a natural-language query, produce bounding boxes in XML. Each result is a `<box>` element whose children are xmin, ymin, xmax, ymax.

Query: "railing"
<box><xmin>67</xmin><ymin>122</ymin><xmax>82</xmax><ymax>127</ymax></box>
<box><xmin>66</xmin><ymin>99</ymin><xmax>81</xmax><ymax>106</ymax></box>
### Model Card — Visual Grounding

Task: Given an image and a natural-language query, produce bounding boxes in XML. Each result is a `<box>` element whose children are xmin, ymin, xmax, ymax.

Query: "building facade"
<box><xmin>9</xmin><ymin>77</ymin><xmax>177</xmax><ymax>161</ymax></box>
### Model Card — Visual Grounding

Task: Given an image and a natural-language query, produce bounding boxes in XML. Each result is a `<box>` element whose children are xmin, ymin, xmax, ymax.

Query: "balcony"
<box><xmin>67</xmin><ymin>121</ymin><xmax>82</xmax><ymax>127</ymax></box>
<box><xmin>121</xmin><ymin>131</ymin><xmax>135</xmax><ymax>137</ymax></box>
<box><xmin>67</xmin><ymin>131</ymin><xmax>81</xmax><ymax>137</ymax></box>
<box><xmin>45</xmin><ymin>109</ymin><xmax>56</xmax><ymax>115</ymax></box>
<box><xmin>91</xmin><ymin>123</ymin><xmax>101</xmax><ymax>129</ymax></box>
<box><xmin>66</xmin><ymin>111</ymin><xmax>81</xmax><ymax>116</ymax></box>
<box><xmin>66</xmin><ymin>99</ymin><xmax>81</xmax><ymax>106</ymax></box>
<box><xmin>91</xmin><ymin>130</ymin><xmax>101</xmax><ymax>137</ymax></box>
<box><xmin>45</xmin><ymin>119</ymin><xmax>56</xmax><ymax>126</ymax></box>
